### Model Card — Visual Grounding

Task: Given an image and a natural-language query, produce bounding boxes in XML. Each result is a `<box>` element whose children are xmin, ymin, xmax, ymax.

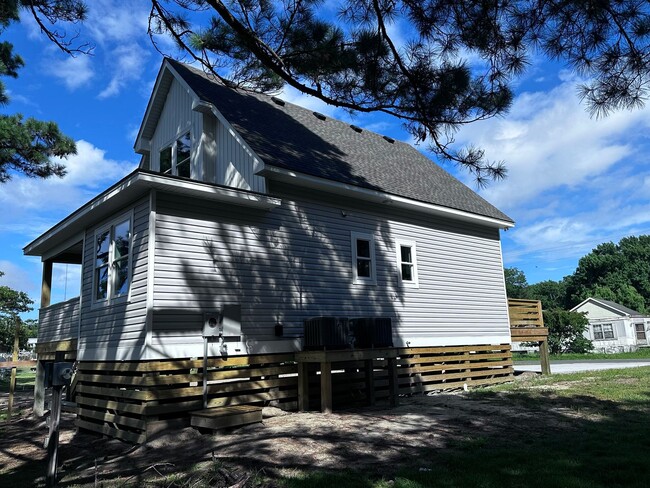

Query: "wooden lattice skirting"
<box><xmin>72</xmin><ymin>344</ymin><xmax>513</xmax><ymax>443</ymax></box>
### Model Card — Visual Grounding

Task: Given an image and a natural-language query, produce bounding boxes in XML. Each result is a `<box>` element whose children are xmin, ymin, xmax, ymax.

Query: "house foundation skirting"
<box><xmin>72</xmin><ymin>344</ymin><xmax>513</xmax><ymax>443</ymax></box>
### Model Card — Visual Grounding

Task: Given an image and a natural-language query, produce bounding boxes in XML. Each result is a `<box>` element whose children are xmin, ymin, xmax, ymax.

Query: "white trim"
<box><xmin>592</xmin><ymin>323</ymin><xmax>616</xmax><ymax>341</ymax></box>
<box><xmin>258</xmin><ymin>165</ymin><xmax>514</xmax><ymax>229</ymax></box>
<box><xmin>145</xmin><ymin>190</ymin><xmax>156</xmax><ymax>349</ymax></box>
<box><xmin>571</xmin><ymin>297</ymin><xmax>634</xmax><ymax>317</ymax></box>
<box><xmin>23</xmin><ymin>171</ymin><xmax>282</xmax><ymax>257</ymax></box>
<box><xmin>394</xmin><ymin>238</ymin><xmax>419</xmax><ymax>288</ymax></box>
<box><xmin>77</xmin><ymin>233</ymin><xmax>85</xmax><ymax>347</ymax></box>
<box><xmin>90</xmin><ymin>210</ymin><xmax>134</xmax><ymax>309</ymax></box>
<box><xmin>351</xmin><ymin>231</ymin><xmax>377</xmax><ymax>285</ymax></box>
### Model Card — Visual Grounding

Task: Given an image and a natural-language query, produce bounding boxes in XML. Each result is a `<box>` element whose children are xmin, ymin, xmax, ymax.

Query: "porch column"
<box><xmin>33</xmin><ymin>360</ymin><xmax>46</xmax><ymax>417</ymax></box>
<box><xmin>41</xmin><ymin>260</ymin><xmax>53</xmax><ymax>309</ymax></box>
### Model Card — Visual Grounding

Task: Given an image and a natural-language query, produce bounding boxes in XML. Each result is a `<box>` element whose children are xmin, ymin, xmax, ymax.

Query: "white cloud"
<box><xmin>0</xmin><ymin>140</ymin><xmax>137</xmax><ymax>216</ymax></box>
<box><xmin>85</xmin><ymin>1</ymin><xmax>149</xmax><ymax>45</ymax></box>
<box><xmin>456</xmin><ymin>79</ymin><xmax>650</xmax><ymax>210</ymax></box>
<box><xmin>98</xmin><ymin>44</ymin><xmax>150</xmax><ymax>99</ymax></box>
<box><xmin>47</xmin><ymin>55</ymin><xmax>95</xmax><ymax>90</ymax></box>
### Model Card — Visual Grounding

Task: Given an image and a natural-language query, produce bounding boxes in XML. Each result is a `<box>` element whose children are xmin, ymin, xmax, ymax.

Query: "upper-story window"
<box><xmin>351</xmin><ymin>231</ymin><xmax>376</xmax><ymax>284</ymax></box>
<box><xmin>160</xmin><ymin>132</ymin><xmax>191</xmax><ymax>178</ymax></box>
<box><xmin>395</xmin><ymin>239</ymin><xmax>419</xmax><ymax>287</ymax></box>
<box><xmin>94</xmin><ymin>214</ymin><xmax>132</xmax><ymax>303</ymax></box>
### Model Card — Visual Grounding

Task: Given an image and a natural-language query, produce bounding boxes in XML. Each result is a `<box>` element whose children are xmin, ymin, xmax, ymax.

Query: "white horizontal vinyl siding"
<box><xmin>37</xmin><ymin>297</ymin><xmax>80</xmax><ymax>343</ymax></box>
<box><xmin>150</xmin><ymin>183</ymin><xmax>509</xmax><ymax>354</ymax></box>
<box><xmin>78</xmin><ymin>197</ymin><xmax>150</xmax><ymax>360</ymax></box>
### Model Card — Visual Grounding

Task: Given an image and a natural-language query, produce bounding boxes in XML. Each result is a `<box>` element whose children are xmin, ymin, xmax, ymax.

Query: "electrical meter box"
<box><xmin>203</xmin><ymin>304</ymin><xmax>241</xmax><ymax>339</ymax></box>
<box><xmin>44</xmin><ymin>362</ymin><xmax>74</xmax><ymax>387</ymax></box>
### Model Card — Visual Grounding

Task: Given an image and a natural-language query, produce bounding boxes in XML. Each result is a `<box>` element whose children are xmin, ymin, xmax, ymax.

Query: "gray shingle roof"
<box><xmin>594</xmin><ymin>298</ymin><xmax>642</xmax><ymax>316</ymax></box>
<box><xmin>168</xmin><ymin>59</ymin><xmax>513</xmax><ymax>223</ymax></box>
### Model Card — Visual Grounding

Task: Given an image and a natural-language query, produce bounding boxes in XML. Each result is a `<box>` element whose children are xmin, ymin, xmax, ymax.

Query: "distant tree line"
<box><xmin>505</xmin><ymin>235</ymin><xmax>650</xmax><ymax>354</ymax></box>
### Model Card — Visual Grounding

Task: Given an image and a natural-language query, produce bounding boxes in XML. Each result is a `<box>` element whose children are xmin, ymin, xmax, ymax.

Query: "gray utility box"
<box><xmin>203</xmin><ymin>304</ymin><xmax>242</xmax><ymax>339</ymax></box>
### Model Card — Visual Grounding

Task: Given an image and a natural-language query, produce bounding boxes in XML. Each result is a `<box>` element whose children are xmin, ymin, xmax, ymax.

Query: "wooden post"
<box><xmin>7</xmin><ymin>315</ymin><xmax>20</xmax><ymax>419</ymax></box>
<box><xmin>298</xmin><ymin>362</ymin><xmax>309</xmax><ymax>412</ymax></box>
<box><xmin>34</xmin><ymin>360</ymin><xmax>46</xmax><ymax>417</ymax></box>
<box><xmin>539</xmin><ymin>340</ymin><xmax>551</xmax><ymax>375</ymax></box>
<box><xmin>388</xmin><ymin>356</ymin><xmax>399</xmax><ymax>407</ymax></box>
<box><xmin>46</xmin><ymin>384</ymin><xmax>63</xmax><ymax>488</ymax></box>
<box><xmin>320</xmin><ymin>361</ymin><xmax>332</xmax><ymax>414</ymax></box>
<box><xmin>41</xmin><ymin>260</ymin><xmax>53</xmax><ymax>309</ymax></box>
<box><xmin>364</xmin><ymin>359</ymin><xmax>375</xmax><ymax>406</ymax></box>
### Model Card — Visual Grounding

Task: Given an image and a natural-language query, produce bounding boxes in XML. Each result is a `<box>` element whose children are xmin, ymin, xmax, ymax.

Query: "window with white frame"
<box><xmin>635</xmin><ymin>323</ymin><xmax>646</xmax><ymax>341</ymax></box>
<box><xmin>94</xmin><ymin>214</ymin><xmax>132</xmax><ymax>303</ymax></box>
<box><xmin>351</xmin><ymin>232</ymin><xmax>376</xmax><ymax>284</ymax></box>
<box><xmin>159</xmin><ymin>132</ymin><xmax>191</xmax><ymax>178</ymax></box>
<box><xmin>395</xmin><ymin>239</ymin><xmax>418</xmax><ymax>287</ymax></box>
<box><xmin>593</xmin><ymin>323</ymin><xmax>615</xmax><ymax>340</ymax></box>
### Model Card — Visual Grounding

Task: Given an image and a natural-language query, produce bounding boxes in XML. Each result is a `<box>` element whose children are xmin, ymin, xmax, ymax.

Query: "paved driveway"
<box><xmin>515</xmin><ymin>359</ymin><xmax>650</xmax><ymax>374</ymax></box>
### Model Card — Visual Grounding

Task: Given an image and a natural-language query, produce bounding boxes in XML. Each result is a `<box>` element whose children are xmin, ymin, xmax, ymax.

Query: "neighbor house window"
<box><xmin>395</xmin><ymin>239</ymin><xmax>419</xmax><ymax>287</ymax></box>
<box><xmin>635</xmin><ymin>323</ymin><xmax>646</xmax><ymax>341</ymax></box>
<box><xmin>159</xmin><ymin>132</ymin><xmax>191</xmax><ymax>177</ymax></box>
<box><xmin>593</xmin><ymin>323</ymin><xmax>615</xmax><ymax>340</ymax></box>
<box><xmin>351</xmin><ymin>232</ymin><xmax>376</xmax><ymax>284</ymax></box>
<box><xmin>94</xmin><ymin>214</ymin><xmax>132</xmax><ymax>303</ymax></box>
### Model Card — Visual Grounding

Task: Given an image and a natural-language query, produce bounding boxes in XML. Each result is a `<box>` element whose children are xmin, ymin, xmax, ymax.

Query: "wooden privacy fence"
<box><xmin>72</xmin><ymin>344</ymin><xmax>513</xmax><ymax>443</ymax></box>
<box><xmin>508</xmin><ymin>298</ymin><xmax>551</xmax><ymax>374</ymax></box>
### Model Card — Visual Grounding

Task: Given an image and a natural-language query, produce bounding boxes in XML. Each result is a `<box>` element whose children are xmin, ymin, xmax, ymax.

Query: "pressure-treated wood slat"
<box><xmin>75</xmin><ymin>419</ymin><xmax>145</xmax><ymax>444</ymax></box>
<box><xmin>77</xmin><ymin>407</ymin><xmax>146</xmax><ymax>431</ymax></box>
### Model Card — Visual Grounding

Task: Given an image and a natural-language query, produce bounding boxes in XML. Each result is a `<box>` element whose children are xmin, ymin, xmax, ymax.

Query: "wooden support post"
<box><xmin>298</xmin><ymin>362</ymin><xmax>309</xmax><ymax>412</ymax></box>
<box><xmin>41</xmin><ymin>260</ymin><xmax>53</xmax><ymax>309</ymax></box>
<box><xmin>7</xmin><ymin>367</ymin><xmax>16</xmax><ymax>419</ymax></box>
<box><xmin>539</xmin><ymin>340</ymin><xmax>551</xmax><ymax>375</ymax></box>
<box><xmin>46</xmin><ymin>384</ymin><xmax>63</xmax><ymax>488</ymax></box>
<box><xmin>320</xmin><ymin>361</ymin><xmax>332</xmax><ymax>414</ymax></box>
<box><xmin>7</xmin><ymin>315</ymin><xmax>20</xmax><ymax>419</ymax></box>
<box><xmin>364</xmin><ymin>359</ymin><xmax>375</xmax><ymax>406</ymax></box>
<box><xmin>388</xmin><ymin>357</ymin><xmax>399</xmax><ymax>407</ymax></box>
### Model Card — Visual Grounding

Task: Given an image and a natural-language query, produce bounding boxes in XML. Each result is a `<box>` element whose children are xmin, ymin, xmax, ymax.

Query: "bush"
<box><xmin>543</xmin><ymin>309</ymin><xmax>593</xmax><ymax>354</ymax></box>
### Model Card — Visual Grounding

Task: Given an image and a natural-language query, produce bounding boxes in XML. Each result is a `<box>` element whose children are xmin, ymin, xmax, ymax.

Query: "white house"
<box><xmin>571</xmin><ymin>297</ymin><xmax>650</xmax><ymax>353</ymax></box>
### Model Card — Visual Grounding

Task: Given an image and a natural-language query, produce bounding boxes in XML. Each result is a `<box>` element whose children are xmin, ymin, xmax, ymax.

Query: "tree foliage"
<box><xmin>0</xmin><ymin>316</ymin><xmax>36</xmax><ymax>352</ymax></box>
<box><xmin>566</xmin><ymin>235</ymin><xmax>650</xmax><ymax>313</ymax></box>
<box><xmin>542</xmin><ymin>309</ymin><xmax>592</xmax><ymax>355</ymax></box>
<box><xmin>504</xmin><ymin>267</ymin><xmax>528</xmax><ymax>299</ymax></box>
<box><xmin>148</xmin><ymin>0</ymin><xmax>650</xmax><ymax>184</ymax></box>
<box><xmin>0</xmin><ymin>0</ymin><xmax>86</xmax><ymax>183</ymax></box>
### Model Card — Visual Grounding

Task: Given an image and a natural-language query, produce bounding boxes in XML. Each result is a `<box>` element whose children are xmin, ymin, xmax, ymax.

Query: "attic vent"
<box><xmin>313</xmin><ymin>111</ymin><xmax>326</xmax><ymax>120</ymax></box>
<box><xmin>350</xmin><ymin>125</ymin><xmax>363</xmax><ymax>133</ymax></box>
<box><xmin>271</xmin><ymin>96</ymin><xmax>285</xmax><ymax>106</ymax></box>
<box><xmin>383</xmin><ymin>135</ymin><xmax>395</xmax><ymax>143</ymax></box>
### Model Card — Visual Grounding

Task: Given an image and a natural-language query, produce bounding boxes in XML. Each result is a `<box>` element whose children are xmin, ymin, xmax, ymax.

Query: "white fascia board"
<box><xmin>259</xmin><ymin>165</ymin><xmax>514</xmax><ymax>229</ymax></box>
<box><xmin>134</xmin><ymin>61</ymin><xmax>171</xmax><ymax>153</ymax></box>
<box><xmin>137</xmin><ymin>172</ymin><xmax>281</xmax><ymax>208</ymax></box>
<box><xmin>24</xmin><ymin>171</ymin><xmax>281</xmax><ymax>257</ymax></box>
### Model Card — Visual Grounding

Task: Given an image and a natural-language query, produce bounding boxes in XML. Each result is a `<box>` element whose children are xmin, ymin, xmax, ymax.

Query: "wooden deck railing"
<box><xmin>508</xmin><ymin>298</ymin><xmax>551</xmax><ymax>374</ymax></box>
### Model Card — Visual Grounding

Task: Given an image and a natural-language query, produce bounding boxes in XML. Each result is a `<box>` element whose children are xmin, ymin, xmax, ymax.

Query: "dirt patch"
<box><xmin>0</xmin><ymin>390</ymin><xmax>585</xmax><ymax>487</ymax></box>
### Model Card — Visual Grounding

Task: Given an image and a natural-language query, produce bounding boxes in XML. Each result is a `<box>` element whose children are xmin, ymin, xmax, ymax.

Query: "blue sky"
<box><xmin>3</xmin><ymin>0</ymin><xmax>650</xmax><ymax>319</ymax></box>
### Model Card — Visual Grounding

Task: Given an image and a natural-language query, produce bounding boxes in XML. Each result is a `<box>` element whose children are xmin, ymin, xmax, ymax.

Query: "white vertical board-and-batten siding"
<box><xmin>150</xmin><ymin>79</ymin><xmax>202</xmax><ymax>178</ymax></box>
<box><xmin>149</xmin><ymin>78</ymin><xmax>265</xmax><ymax>193</ymax></box>
<box><xmin>150</xmin><ymin>183</ymin><xmax>510</xmax><ymax>358</ymax></box>
<box><xmin>77</xmin><ymin>197</ymin><xmax>150</xmax><ymax>361</ymax></box>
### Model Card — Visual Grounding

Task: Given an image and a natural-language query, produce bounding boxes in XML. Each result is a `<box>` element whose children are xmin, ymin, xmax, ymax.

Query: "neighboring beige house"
<box><xmin>571</xmin><ymin>298</ymin><xmax>650</xmax><ymax>353</ymax></box>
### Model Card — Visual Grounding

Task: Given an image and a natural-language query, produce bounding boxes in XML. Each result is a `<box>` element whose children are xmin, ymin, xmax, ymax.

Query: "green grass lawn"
<box><xmin>278</xmin><ymin>367</ymin><xmax>650</xmax><ymax>488</ymax></box>
<box><xmin>512</xmin><ymin>347</ymin><xmax>650</xmax><ymax>361</ymax></box>
<box><xmin>0</xmin><ymin>367</ymin><xmax>36</xmax><ymax>393</ymax></box>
